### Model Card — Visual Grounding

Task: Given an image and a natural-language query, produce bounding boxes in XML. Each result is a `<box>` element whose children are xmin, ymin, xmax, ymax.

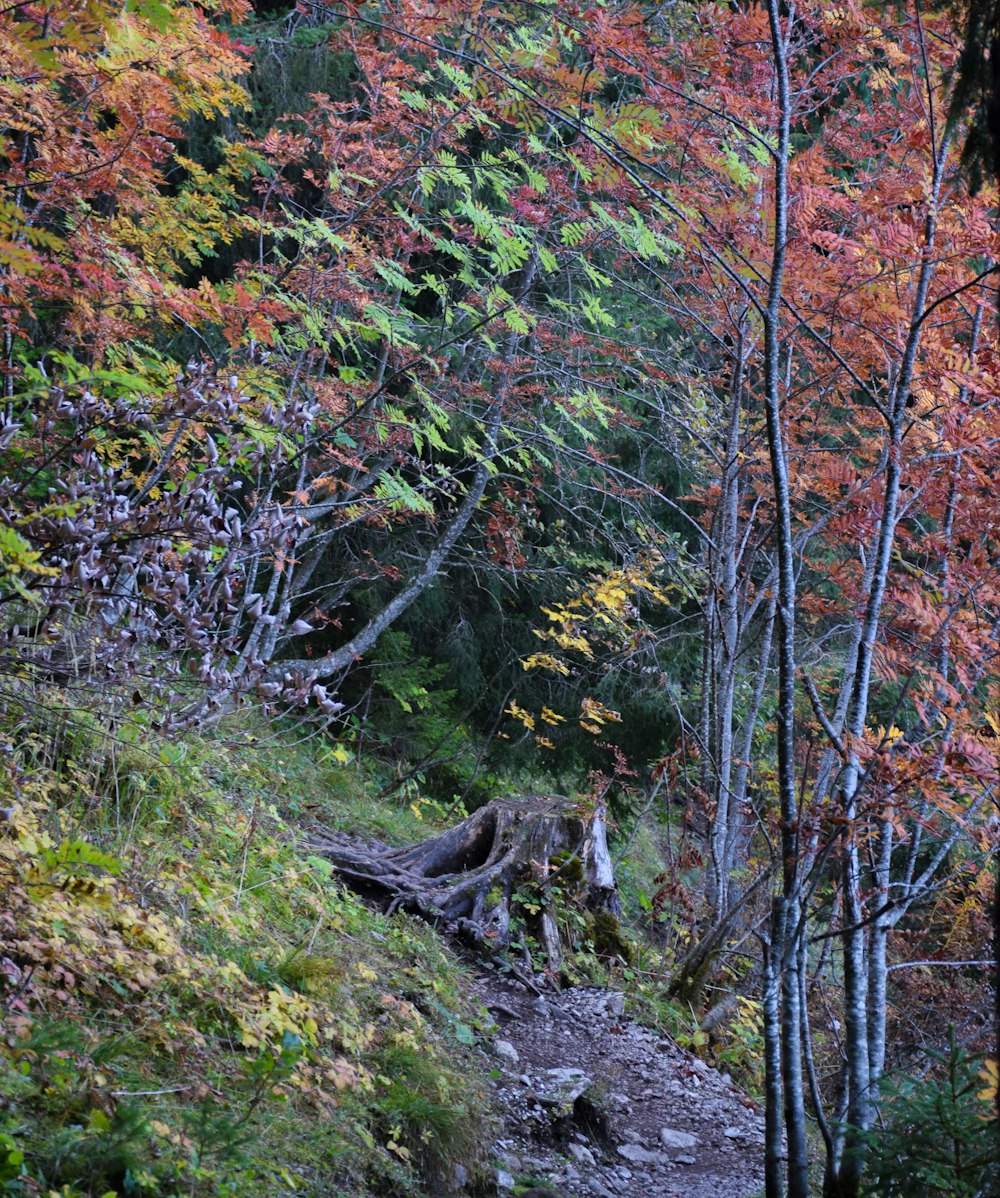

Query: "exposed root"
<box><xmin>311</xmin><ymin>795</ymin><xmax>621</xmax><ymax>973</ymax></box>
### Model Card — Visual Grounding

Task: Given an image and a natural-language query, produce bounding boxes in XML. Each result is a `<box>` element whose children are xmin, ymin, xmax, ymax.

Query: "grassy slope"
<box><xmin>0</xmin><ymin>705</ymin><xmax>494</xmax><ymax>1198</ymax></box>
<box><xmin>0</xmin><ymin>697</ymin><xmax>775</xmax><ymax>1198</ymax></box>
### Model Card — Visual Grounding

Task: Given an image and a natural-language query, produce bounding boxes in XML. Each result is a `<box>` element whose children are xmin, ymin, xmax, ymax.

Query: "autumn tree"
<box><xmin>450</xmin><ymin>3</ymin><xmax>1000</xmax><ymax>1194</ymax></box>
<box><xmin>0</xmin><ymin>0</ymin><xmax>318</xmax><ymax>721</ymax></box>
<box><xmin>605</xmin><ymin>3</ymin><xmax>1000</xmax><ymax>1194</ymax></box>
<box><xmin>0</xmin><ymin>0</ymin><xmax>678</xmax><ymax>729</ymax></box>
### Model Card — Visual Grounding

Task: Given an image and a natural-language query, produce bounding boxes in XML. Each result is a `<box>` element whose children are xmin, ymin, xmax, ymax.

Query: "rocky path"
<box><xmin>476</xmin><ymin>975</ymin><xmax>766</xmax><ymax>1198</ymax></box>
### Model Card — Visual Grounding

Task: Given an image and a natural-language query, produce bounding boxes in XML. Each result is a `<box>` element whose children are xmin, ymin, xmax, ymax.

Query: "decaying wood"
<box><xmin>310</xmin><ymin>795</ymin><xmax>621</xmax><ymax>972</ymax></box>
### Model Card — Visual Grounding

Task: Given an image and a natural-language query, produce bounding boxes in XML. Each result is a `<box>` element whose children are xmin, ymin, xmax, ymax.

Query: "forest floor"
<box><xmin>476</xmin><ymin>972</ymin><xmax>767</xmax><ymax>1198</ymax></box>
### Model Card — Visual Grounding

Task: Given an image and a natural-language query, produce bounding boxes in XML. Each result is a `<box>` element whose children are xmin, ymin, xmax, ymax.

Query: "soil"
<box><xmin>474</xmin><ymin>973</ymin><xmax>767</xmax><ymax>1198</ymax></box>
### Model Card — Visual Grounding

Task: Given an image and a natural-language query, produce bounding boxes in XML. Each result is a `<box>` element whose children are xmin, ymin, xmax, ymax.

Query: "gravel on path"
<box><xmin>475</xmin><ymin>975</ymin><xmax>767</xmax><ymax>1198</ymax></box>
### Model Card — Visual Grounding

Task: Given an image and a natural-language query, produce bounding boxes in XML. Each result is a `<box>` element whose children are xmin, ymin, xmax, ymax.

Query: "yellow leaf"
<box><xmin>522</xmin><ymin>652</ymin><xmax>571</xmax><ymax>676</ymax></box>
<box><xmin>505</xmin><ymin>700</ymin><xmax>535</xmax><ymax>730</ymax></box>
<box><xmin>977</xmin><ymin>1059</ymin><xmax>998</xmax><ymax>1104</ymax></box>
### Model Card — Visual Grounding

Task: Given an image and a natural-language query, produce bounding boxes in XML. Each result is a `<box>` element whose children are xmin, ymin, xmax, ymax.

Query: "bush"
<box><xmin>861</xmin><ymin>1027</ymin><xmax>999</xmax><ymax>1198</ymax></box>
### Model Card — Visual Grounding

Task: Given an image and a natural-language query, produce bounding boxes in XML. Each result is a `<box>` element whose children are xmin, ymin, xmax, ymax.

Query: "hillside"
<box><xmin>0</xmin><ymin>711</ymin><xmax>766</xmax><ymax>1198</ymax></box>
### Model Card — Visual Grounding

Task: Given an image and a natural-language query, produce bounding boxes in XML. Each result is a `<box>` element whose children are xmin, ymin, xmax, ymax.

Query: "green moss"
<box><xmin>587</xmin><ymin>909</ymin><xmax>636</xmax><ymax>965</ymax></box>
<box><xmin>548</xmin><ymin>850</ymin><xmax>584</xmax><ymax>885</ymax></box>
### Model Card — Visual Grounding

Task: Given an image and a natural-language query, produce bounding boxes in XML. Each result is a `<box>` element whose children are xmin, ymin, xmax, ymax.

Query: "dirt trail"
<box><xmin>475</xmin><ymin>974</ymin><xmax>766</xmax><ymax>1198</ymax></box>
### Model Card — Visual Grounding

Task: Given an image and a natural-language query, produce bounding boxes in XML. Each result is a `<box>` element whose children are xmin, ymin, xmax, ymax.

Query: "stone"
<box><xmin>449</xmin><ymin>1162</ymin><xmax>469</xmax><ymax>1190</ymax></box>
<box><xmin>497</xmin><ymin>1168</ymin><xmax>516</xmax><ymax>1190</ymax></box>
<box><xmin>481</xmin><ymin>980</ymin><xmax>768</xmax><ymax>1198</ymax></box>
<box><xmin>604</xmin><ymin>991</ymin><xmax>626</xmax><ymax>1016</ymax></box>
<box><xmin>567</xmin><ymin>1142</ymin><xmax>596</xmax><ymax>1167</ymax></box>
<box><xmin>532</xmin><ymin>1067</ymin><xmax>593</xmax><ymax>1108</ymax></box>
<box><xmin>617</xmin><ymin>1144</ymin><xmax>667</xmax><ymax>1166</ymax></box>
<box><xmin>495</xmin><ymin>1039</ymin><xmax>520</xmax><ymax>1067</ymax></box>
<box><xmin>659</xmin><ymin>1128</ymin><xmax>700</xmax><ymax>1151</ymax></box>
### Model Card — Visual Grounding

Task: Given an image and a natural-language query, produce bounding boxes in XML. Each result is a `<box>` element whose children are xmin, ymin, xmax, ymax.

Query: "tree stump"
<box><xmin>310</xmin><ymin>795</ymin><xmax>622</xmax><ymax>974</ymax></box>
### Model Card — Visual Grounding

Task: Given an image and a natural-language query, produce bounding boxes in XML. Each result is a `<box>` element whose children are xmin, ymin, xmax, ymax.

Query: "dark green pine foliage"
<box><xmin>949</xmin><ymin>0</ymin><xmax>1000</xmax><ymax>195</ymax></box>
<box><xmin>860</xmin><ymin>1027</ymin><xmax>999</xmax><ymax>1198</ymax></box>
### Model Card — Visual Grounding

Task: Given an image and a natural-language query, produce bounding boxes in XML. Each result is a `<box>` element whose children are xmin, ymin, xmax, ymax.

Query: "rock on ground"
<box><xmin>478</xmin><ymin>977</ymin><xmax>766</xmax><ymax>1198</ymax></box>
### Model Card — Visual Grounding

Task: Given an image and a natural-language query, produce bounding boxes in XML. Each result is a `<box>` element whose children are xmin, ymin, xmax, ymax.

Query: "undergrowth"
<box><xmin>0</xmin><ymin>696</ymin><xmax>492</xmax><ymax>1197</ymax></box>
<box><xmin>612</xmin><ymin>820</ymin><xmax>766</xmax><ymax>1095</ymax></box>
<box><xmin>0</xmin><ymin>689</ymin><xmax>775</xmax><ymax>1198</ymax></box>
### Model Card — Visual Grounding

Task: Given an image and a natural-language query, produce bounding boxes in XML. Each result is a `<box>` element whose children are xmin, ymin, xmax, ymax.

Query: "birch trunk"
<box><xmin>762</xmin><ymin>3</ymin><xmax>808</xmax><ymax>1192</ymax></box>
<box><xmin>866</xmin><ymin>821</ymin><xmax>893</xmax><ymax>1094</ymax></box>
<box><xmin>762</xmin><ymin>918</ymin><xmax>785</xmax><ymax>1198</ymax></box>
<box><xmin>707</xmin><ymin>395</ymin><xmax>742</xmax><ymax>916</ymax></box>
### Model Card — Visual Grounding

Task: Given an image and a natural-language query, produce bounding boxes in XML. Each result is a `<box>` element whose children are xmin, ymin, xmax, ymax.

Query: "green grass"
<box><xmin>0</xmin><ymin>700</ymin><xmax>493</xmax><ymax>1198</ymax></box>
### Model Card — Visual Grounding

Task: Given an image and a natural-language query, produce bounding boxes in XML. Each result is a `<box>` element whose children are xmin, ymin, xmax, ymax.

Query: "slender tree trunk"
<box><xmin>709</xmin><ymin>375</ymin><xmax>744</xmax><ymax>916</ymax></box>
<box><xmin>838</xmin><ymin>840</ymin><xmax>871</xmax><ymax>1190</ymax></box>
<box><xmin>727</xmin><ymin>594</ymin><xmax>775</xmax><ymax>886</ymax></box>
<box><xmin>762</xmin><ymin>3</ymin><xmax>808</xmax><ymax>1193</ymax></box>
<box><xmin>763</xmin><ymin>921</ymin><xmax>785</xmax><ymax>1198</ymax></box>
<box><xmin>867</xmin><ymin>820</ymin><xmax>893</xmax><ymax>1094</ymax></box>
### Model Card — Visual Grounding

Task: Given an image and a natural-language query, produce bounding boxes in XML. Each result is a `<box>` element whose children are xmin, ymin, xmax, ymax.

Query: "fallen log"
<box><xmin>310</xmin><ymin>795</ymin><xmax>623</xmax><ymax>974</ymax></box>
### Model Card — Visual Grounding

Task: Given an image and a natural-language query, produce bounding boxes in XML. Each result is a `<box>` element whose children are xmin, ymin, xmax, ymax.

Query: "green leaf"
<box><xmin>87</xmin><ymin>1108</ymin><xmax>112</xmax><ymax>1132</ymax></box>
<box><xmin>41</xmin><ymin>838</ymin><xmax>123</xmax><ymax>877</ymax></box>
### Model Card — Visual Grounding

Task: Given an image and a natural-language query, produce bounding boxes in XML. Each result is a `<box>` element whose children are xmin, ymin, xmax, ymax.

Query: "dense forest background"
<box><xmin>1</xmin><ymin>1</ymin><xmax>999</xmax><ymax>1196</ymax></box>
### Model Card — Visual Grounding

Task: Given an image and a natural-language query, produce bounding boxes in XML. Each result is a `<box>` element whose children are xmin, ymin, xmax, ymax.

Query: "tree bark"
<box><xmin>762</xmin><ymin>920</ymin><xmax>785</xmax><ymax>1198</ymax></box>
<box><xmin>827</xmin><ymin>112</ymin><xmax>951</xmax><ymax>1198</ymax></box>
<box><xmin>762</xmin><ymin>2</ymin><xmax>809</xmax><ymax>1193</ymax></box>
